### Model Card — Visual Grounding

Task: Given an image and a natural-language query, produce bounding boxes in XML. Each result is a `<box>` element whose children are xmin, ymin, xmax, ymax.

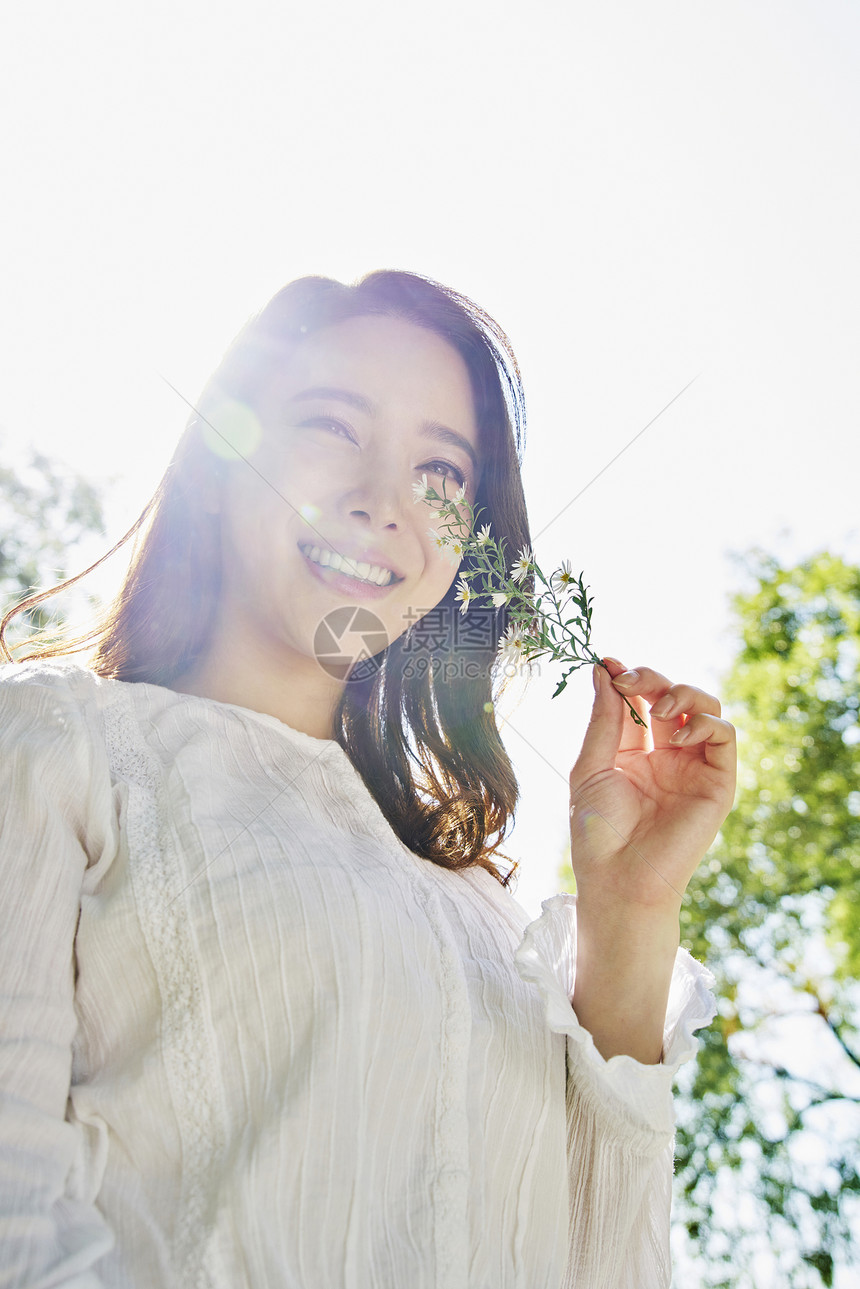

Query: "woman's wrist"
<box><xmin>573</xmin><ymin>881</ymin><xmax>682</xmax><ymax>939</ymax></box>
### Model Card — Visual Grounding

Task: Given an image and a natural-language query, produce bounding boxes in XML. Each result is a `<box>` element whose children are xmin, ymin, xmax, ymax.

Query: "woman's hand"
<box><xmin>569</xmin><ymin>658</ymin><xmax>737</xmax><ymax>915</ymax></box>
<box><xmin>568</xmin><ymin>658</ymin><xmax>736</xmax><ymax>1062</ymax></box>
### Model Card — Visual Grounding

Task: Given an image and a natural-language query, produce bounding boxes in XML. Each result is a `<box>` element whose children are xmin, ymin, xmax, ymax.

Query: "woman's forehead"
<box><xmin>268</xmin><ymin>314</ymin><xmax>479</xmax><ymax>435</ymax></box>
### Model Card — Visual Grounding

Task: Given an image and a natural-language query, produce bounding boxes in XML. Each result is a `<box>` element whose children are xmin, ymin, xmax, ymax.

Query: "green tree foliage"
<box><xmin>672</xmin><ymin>551</ymin><xmax>860</xmax><ymax>1287</ymax></box>
<box><xmin>0</xmin><ymin>446</ymin><xmax>105</xmax><ymax>644</ymax></box>
<box><xmin>559</xmin><ymin>551</ymin><xmax>860</xmax><ymax>1287</ymax></box>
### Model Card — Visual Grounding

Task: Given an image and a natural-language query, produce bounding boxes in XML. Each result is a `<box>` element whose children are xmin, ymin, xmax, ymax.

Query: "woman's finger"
<box><xmin>612</xmin><ymin>667</ymin><xmax>722</xmax><ymax>749</ymax></box>
<box><xmin>569</xmin><ymin>663</ymin><xmax>626</xmax><ymax>790</ymax></box>
<box><xmin>602</xmin><ymin>657</ymin><xmax>650</xmax><ymax>755</ymax></box>
<box><xmin>668</xmin><ymin>712</ymin><xmax>737</xmax><ymax>775</ymax></box>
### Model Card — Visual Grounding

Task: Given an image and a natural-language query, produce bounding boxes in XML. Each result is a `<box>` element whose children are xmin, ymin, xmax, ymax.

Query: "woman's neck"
<box><xmin>173</xmin><ymin>631</ymin><xmax>343</xmax><ymax>740</ymax></box>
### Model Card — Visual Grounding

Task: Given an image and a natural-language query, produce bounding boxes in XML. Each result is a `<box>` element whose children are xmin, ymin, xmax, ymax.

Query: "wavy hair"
<box><xmin>1</xmin><ymin>271</ymin><xmax>531</xmax><ymax>883</ymax></box>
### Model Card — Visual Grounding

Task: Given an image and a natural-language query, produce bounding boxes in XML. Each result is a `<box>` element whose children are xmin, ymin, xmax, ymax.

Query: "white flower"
<box><xmin>476</xmin><ymin>523</ymin><xmax>492</xmax><ymax>545</ymax></box>
<box><xmin>454</xmin><ymin>578</ymin><xmax>473</xmax><ymax>614</ymax></box>
<box><xmin>412</xmin><ymin>474</ymin><xmax>430</xmax><ymax>503</ymax></box>
<box><xmin>452</xmin><ymin>484</ymin><xmax>466</xmax><ymax>503</ymax></box>
<box><xmin>510</xmin><ymin>547</ymin><xmax>533</xmax><ymax>584</ymax></box>
<box><xmin>490</xmin><ymin>591</ymin><xmax>508</xmax><ymax>608</ymax></box>
<box><xmin>552</xmin><ymin>560</ymin><xmax>576</xmax><ymax>592</ymax></box>
<box><xmin>498</xmin><ymin>622</ymin><xmax>526</xmax><ymax>664</ymax></box>
<box><xmin>428</xmin><ymin>527</ymin><xmax>463</xmax><ymax>566</ymax></box>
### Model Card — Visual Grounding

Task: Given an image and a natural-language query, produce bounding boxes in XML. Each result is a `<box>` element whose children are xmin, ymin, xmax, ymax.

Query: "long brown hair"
<box><xmin>2</xmin><ymin>271</ymin><xmax>531</xmax><ymax>883</ymax></box>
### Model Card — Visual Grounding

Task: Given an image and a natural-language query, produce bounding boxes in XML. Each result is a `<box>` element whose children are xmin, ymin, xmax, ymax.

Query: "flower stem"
<box><xmin>415</xmin><ymin>480</ymin><xmax>644</xmax><ymax>724</ymax></box>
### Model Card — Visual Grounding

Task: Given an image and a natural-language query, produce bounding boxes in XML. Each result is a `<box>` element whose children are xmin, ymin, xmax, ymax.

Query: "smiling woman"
<box><xmin>0</xmin><ymin>270</ymin><xmax>735</xmax><ymax>1288</ymax></box>
<box><xmin>5</xmin><ymin>273</ymin><xmax>531</xmax><ymax>879</ymax></box>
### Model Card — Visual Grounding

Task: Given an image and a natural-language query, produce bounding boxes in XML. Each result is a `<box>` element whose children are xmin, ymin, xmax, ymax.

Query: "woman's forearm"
<box><xmin>571</xmin><ymin>897</ymin><xmax>681</xmax><ymax>1064</ymax></box>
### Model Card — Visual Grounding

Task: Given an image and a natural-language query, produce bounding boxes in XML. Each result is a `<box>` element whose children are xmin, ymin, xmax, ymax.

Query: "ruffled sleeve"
<box><xmin>0</xmin><ymin>665</ymin><xmax>116</xmax><ymax>1287</ymax></box>
<box><xmin>514</xmin><ymin>894</ymin><xmax>715</xmax><ymax>1289</ymax></box>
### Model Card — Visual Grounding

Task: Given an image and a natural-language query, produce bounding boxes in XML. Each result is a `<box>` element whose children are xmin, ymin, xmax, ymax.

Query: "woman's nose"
<box><xmin>344</xmin><ymin>465</ymin><xmax>408</xmax><ymax>531</ymax></box>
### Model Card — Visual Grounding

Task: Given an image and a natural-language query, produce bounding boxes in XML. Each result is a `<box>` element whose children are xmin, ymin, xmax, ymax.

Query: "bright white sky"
<box><xmin>1</xmin><ymin>0</ymin><xmax>859</xmax><ymax>926</ymax></box>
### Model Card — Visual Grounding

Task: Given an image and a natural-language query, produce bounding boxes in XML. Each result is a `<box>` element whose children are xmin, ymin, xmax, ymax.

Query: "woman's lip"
<box><xmin>300</xmin><ymin>549</ymin><xmax>401</xmax><ymax>601</ymax></box>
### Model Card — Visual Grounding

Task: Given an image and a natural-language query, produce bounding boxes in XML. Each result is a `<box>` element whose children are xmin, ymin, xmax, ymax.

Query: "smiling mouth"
<box><xmin>300</xmin><ymin>544</ymin><xmax>399</xmax><ymax>587</ymax></box>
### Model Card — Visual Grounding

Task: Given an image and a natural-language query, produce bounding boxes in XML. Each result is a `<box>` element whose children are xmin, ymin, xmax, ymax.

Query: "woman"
<box><xmin>0</xmin><ymin>271</ymin><xmax>736</xmax><ymax>1288</ymax></box>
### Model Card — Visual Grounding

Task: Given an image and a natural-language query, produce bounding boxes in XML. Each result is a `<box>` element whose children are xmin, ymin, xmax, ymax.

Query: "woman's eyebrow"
<box><xmin>421</xmin><ymin>424</ymin><xmax>478</xmax><ymax>474</ymax></box>
<box><xmin>288</xmin><ymin>386</ymin><xmax>375</xmax><ymax>414</ymax></box>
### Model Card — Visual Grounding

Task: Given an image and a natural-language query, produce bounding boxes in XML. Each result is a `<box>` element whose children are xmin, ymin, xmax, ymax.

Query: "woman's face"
<box><xmin>211</xmin><ymin>313</ymin><xmax>481</xmax><ymax>686</ymax></box>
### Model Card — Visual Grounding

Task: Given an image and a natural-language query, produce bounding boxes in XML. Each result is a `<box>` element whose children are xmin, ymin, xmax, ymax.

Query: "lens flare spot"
<box><xmin>300</xmin><ymin>502</ymin><xmax>322</xmax><ymax>525</ymax></box>
<box><xmin>201</xmin><ymin>398</ymin><xmax>262</xmax><ymax>461</ymax></box>
<box><xmin>582</xmin><ymin>811</ymin><xmax>603</xmax><ymax>840</ymax></box>
<box><xmin>483</xmin><ymin>701</ymin><xmax>494</xmax><ymax>714</ymax></box>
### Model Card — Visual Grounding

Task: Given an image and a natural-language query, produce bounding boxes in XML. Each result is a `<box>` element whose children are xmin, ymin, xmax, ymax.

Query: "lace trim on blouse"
<box><xmin>102</xmin><ymin>690</ymin><xmax>227</xmax><ymax>1287</ymax></box>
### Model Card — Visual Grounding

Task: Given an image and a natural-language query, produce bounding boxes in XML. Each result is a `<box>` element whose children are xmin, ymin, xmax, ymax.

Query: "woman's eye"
<box><xmin>425</xmin><ymin>460</ymin><xmax>467</xmax><ymax>488</ymax></box>
<box><xmin>300</xmin><ymin>417</ymin><xmax>356</xmax><ymax>444</ymax></box>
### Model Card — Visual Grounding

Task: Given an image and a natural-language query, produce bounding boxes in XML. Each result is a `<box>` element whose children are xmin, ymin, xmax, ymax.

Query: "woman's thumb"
<box><xmin>570</xmin><ymin>662</ymin><xmax>624</xmax><ymax>788</ymax></box>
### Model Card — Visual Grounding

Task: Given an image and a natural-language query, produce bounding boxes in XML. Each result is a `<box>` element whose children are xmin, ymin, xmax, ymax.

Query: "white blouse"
<box><xmin>0</xmin><ymin>662</ymin><xmax>715</xmax><ymax>1289</ymax></box>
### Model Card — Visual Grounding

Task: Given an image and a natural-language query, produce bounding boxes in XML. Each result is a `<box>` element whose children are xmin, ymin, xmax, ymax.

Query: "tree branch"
<box><xmin>733</xmin><ymin>1054</ymin><xmax>860</xmax><ymax>1105</ymax></box>
<box><xmin>804</xmin><ymin>992</ymin><xmax>860</xmax><ymax>1072</ymax></box>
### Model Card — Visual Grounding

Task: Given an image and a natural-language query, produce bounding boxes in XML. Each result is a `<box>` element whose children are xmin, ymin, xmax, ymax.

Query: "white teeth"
<box><xmin>302</xmin><ymin>545</ymin><xmax>394</xmax><ymax>586</ymax></box>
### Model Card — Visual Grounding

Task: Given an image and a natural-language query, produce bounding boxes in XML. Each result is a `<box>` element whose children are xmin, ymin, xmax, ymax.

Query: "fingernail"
<box><xmin>669</xmin><ymin>726</ymin><xmax>691</xmax><ymax>744</ymax></box>
<box><xmin>603</xmin><ymin>656</ymin><xmax>625</xmax><ymax>670</ymax></box>
<box><xmin>651</xmin><ymin>695</ymin><xmax>676</xmax><ymax>719</ymax></box>
<box><xmin>592</xmin><ymin>663</ymin><xmax>603</xmax><ymax>693</ymax></box>
<box><xmin>613</xmin><ymin>669</ymin><xmax>640</xmax><ymax>689</ymax></box>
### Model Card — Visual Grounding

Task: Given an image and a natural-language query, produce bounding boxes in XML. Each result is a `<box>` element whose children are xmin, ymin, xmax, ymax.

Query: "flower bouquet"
<box><xmin>413</xmin><ymin>475</ymin><xmax>645</xmax><ymax>725</ymax></box>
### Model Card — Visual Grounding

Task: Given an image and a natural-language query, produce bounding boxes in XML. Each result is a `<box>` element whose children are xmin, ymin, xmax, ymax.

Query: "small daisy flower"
<box><xmin>510</xmin><ymin>547</ymin><xmax>533</xmax><ymax>584</ymax></box>
<box><xmin>412</xmin><ymin>474</ymin><xmax>430</xmax><ymax>503</ymax></box>
<box><xmin>498</xmin><ymin>622</ymin><xmax>526</xmax><ymax>664</ymax></box>
<box><xmin>476</xmin><ymin>523</ymin><xmax>492</xmax><ymax>545</ymax></box>
<box><xmin>428</xmin><ymin>528</ymin><xmax>463</xmax><ymax>566</ymax></box>
<box><xmin>454</xmin><ymin>578</ymin><xmax>473</xmax><ymax>615</ymax></box>
<box><xmin>452</xmin><ymin>484</ymin><xmax>467</xmax><ymax>503</ymax></box>
<box><xmin>552</xmin><ymin>560</ymin><xmax>576</xmax><ymax>592</ymax></box>
<box><xmin>490</xmin><ymin>591</ymin><xmax>508</xmax><ymax>608</ymax></box>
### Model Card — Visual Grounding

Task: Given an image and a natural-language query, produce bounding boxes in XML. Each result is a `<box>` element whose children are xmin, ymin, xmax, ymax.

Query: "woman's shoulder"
<box><xmin>0</xmin><ymin>656</ymin><xmax>102</xmax><ymax>695</ymax></box>
<box><xmin>0</xmin><ymin>661</ymin><xmax>122</xmax><ymax>834</ymax></box>
<box><xmin>0</xmin><ymin>657</ymin><xmax>110</xmax><ymax>722</ymax></box>
<box><xmin>0</xmin><ymin>661</ymin><xmax>126</xmax><ymax>882</ymax></box>
<box><xmin>0</xmin><ymin>659</ymin><xmax>115</xmax><ymax>758</ymax></box>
